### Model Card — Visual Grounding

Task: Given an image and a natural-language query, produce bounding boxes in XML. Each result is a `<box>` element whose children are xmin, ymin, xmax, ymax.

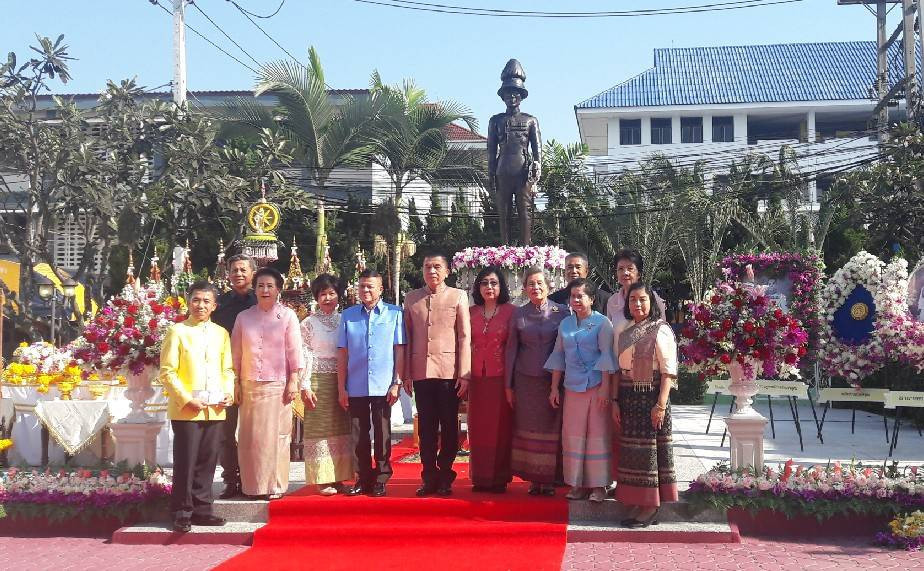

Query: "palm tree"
<box><xmin>364</xmin><ymin>72</ymin><xmax>479</xmax><ymax>303</ymax></box>
<box><xmin>214</xmin><ymin>47</ymin><xmax>382</xmax><ymax>268</ymax></box>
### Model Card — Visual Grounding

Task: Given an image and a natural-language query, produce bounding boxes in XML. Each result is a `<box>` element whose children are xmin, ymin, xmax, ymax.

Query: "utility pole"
<box><xmin>878</xmin><ymin>1</ymin><xmax>890</xmax><ymax>141</ymax></box>
<box><xmin>172</xmin><ymin>0</ymin><xmax>187</xmax><ymax>107</ymax></box>
<box><xmin>903</xmin><ymin>0</ymin><xmax>917</xmax><ymax>121</ymax></box>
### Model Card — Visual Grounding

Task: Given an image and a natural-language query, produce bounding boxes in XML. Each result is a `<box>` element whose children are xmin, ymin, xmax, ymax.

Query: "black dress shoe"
<box><xmin>371</xmin><ymin>483</ymin><xmax>387</xmax><ymax>497</ymax></box>
<box><xmin>490</xmin><ymin>484</ymin><xmax>508</xmax><ymax>494</ymax></box>
<box><xmin>173</xmin><ymin>517</ymin><xmax>192</xmax><ymax>533</ymax></box>
<box><xmin>415</xmin><ymin>484</ymin><xmax>438</xmax><ymax>497</ymax></box>
<box><xmin>471</xmin><ymin>484</ymin><xmax>492</xmax><ymax>493</ymax></box>
<box><xmin>436</xmin><ymin>484</ymin><xmax>452</xmax><ymax>497</ymax></box>
<box><xmin>627</xmin><ymin>509</ymin><xmax>660</xmax><ymax>528</ymax></box>
<box><xmin>190</xmin><ymin>514</ymin><xmax>227</xmax><ymax>526</ymax></box>
<box><xmin>219</xmin><ymin>483</ymin><xmax>241</xmax><ymax>499</ymax></box>
<box><xmin>344</xmin><ymin>483</ymin><xmax>368</xmax><ymax>496</ymax></box>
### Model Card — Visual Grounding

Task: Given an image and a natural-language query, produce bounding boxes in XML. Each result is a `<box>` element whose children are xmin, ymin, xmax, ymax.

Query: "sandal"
<box><xmin>565</xmin><ymin>487</ymin><xmax>589</xmax><ymax>500</ymax></box>
<box><xmin>588</xmin><ymin>487</ymin><xmax>607</xmax><ymax>503</ymax></box>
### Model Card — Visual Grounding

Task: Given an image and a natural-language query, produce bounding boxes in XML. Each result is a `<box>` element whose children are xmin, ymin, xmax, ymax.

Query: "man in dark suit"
<box><xmin>549</xmin><ymin>252</ymin><xmax>611</xmax><ymax>314</ymax></box>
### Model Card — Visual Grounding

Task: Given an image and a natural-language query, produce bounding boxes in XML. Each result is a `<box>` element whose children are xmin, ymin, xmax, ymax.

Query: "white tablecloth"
<box><xmin>33</xmin><ymin>400</ymin><xmax>111</xmax><ymax>456</ymax></box>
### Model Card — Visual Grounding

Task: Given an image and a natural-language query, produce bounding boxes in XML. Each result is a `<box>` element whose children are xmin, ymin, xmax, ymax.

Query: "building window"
<box><xmin>713</xmin><ymin>116</ymin><xmax>734</xmax><ymax>142</ymax></box>
<box><xmin>681</xmin><ymin>117</ymin><xmax>703</xmax><ymax>143</ymax></box>
<box><xmin>651</xmin><ymin>118</ymin><xmax>672</xmax><ymax>144</ymax></box>
<box><xmin>619</xmin><ymin>119</ymin><xmax>641</xmax><ymax>145</ymax></box>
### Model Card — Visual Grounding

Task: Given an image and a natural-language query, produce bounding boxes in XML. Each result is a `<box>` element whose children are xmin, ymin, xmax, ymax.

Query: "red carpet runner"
<box><xmin>217</xmin><ymin>458</ymin><xmax>568</xmax><ymax>571</ymax></box>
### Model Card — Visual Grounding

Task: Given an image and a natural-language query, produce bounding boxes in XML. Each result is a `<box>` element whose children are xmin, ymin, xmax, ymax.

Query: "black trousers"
<box><xmin>171</xmin><ymin>419</ymin><xmax>223</xmax><ymax>519</ymax></box>
<box><xmin>219</xmin><ymin>404</ymin><xmax>239</xmax><ymax>485</ymax></box>
<box><xmin>349</xmin><ymin>396</ymin><xmax>393</xmax><ymax>486</ymax></box>
<box><xmin>414</xmin><ymin>379</ymin><xmax>460</xmax><ymax>487</ymax></box>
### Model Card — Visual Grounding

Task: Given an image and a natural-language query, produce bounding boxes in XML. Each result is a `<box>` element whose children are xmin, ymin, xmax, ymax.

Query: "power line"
<box><xmin>189</xmin><ymin>0</ymin><xmax>263</xmax><ymax>68</ymax></box>
<box><xmin>227</xmin><ymin>0</ymin><xmax>286</xmax><ymax>18</ymax></box>
<box><xmin>349</xmin><ymin>0</ymin><xmax>806</xmax><ymax>18</ymax></box>
<box><xmin>148</xmin><ymin>0</ymin><xmax>259</xmax><ymax>75</ymax></box>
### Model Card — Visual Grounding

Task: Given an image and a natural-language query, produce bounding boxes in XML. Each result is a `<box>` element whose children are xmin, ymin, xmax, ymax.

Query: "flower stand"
<box><xmin>112</xmin><ymin>367</ymin><xmax>162</xmax><ymax>466</ymax></box>
<box><xmin>724</xmin><ymin>361</ymin><xmax>768</xmax><ymax>470</ymax></box>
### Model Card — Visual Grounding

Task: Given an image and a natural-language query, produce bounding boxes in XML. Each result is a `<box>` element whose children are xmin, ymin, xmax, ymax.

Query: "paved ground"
<box><xmin>0</xmin><ymin>537</ymin><xmax>247</xmax><ymax>571</ymax></box>
<box><xmin>562</xmin><ymin>538</ymin><xmax>924</xmax><ymax>570</ymax></box>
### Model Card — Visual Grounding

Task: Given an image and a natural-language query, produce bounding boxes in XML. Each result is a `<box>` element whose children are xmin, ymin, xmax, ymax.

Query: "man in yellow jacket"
<box><xmin>160</xmin><ymin>281</ymin><xmax>236</xmax><ymax>533</ymax></box>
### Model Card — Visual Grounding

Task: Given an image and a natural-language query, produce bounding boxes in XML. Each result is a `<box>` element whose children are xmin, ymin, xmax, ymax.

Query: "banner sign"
<box><xmin>706</xmin><ymin>379</ymin><xmax>808</xmax><ymax>399</ymax></box>
<box><xmin>884</xmin><ymin>391</ymin><xmax>924</xmax><ymax>409</ymax></box>
<box><xmin>817</xmin><ymin>388</ymin><xmax>888</xmax><ymax>404</ymax></box>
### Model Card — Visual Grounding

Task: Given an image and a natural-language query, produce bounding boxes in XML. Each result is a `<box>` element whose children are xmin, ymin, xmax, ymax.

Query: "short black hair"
<box><xmin>623</xmin><ymin>282</ymin><xmax>661</xmax><ymax>321</ymax></box>
<box><xmin>358</xmin><ymin>269</ymin><xmax>382</xmax><ymax>280</ymax></box>
<box><xmin>187</xmin><ymin>280</ymin><xmax>219</xmax><ymax>300</ymax></box>
<box><xmin>422</xmin><ymin>252</ymin><xmax>450</xmax><ymax>268</ymax></box>
<box><xmin>472</xmin><ymin>266</ymin><xmax>511</xmax><ymax>306</ymax></box>
<box><xmin>226</xmin><ymin>254</ymin><xmax>257</xmax><ymax>271</ymax></box>
<box><xmin>566</xmin><ymin>277</ymin><xmax>598</xmax><ymax>302</ymax></box>
<box><xmin>253</xmin><ymin>266</ymin><xmax>284</xmax><ymax>290</ymax></box>
<box><xmin>311</xmin><ymin>273</ymin><xmax>343</xmax><ymax>300</ymax></box>
<box><xmin>612</xmin><ymin>248</ymin><xmax>644</xmax><ymax>275</ymax></box>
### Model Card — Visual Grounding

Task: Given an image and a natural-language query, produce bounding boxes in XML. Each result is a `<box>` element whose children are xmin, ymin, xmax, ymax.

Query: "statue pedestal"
<box><xmin>111</xmin><ymin>421</ymin><xmax>163</xmax><ymax>466</ymax></box>
<box><xmin>723</xmin><ymin>361</ymin><xmax>767</xmax><ymax>470</ymax></box>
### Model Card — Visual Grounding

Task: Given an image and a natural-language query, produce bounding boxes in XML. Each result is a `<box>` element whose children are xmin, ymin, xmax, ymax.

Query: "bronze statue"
<box><xmin>487</xmin><ymin>59</ymin><xmax>541</xmax><ymax>245</ymax></box>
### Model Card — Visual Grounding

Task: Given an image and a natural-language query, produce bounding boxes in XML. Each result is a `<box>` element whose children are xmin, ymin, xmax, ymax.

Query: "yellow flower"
<box><xmin>0</xmin><ymin>439</ymin><xmax>12</xmax><ymax>452</ymax></box>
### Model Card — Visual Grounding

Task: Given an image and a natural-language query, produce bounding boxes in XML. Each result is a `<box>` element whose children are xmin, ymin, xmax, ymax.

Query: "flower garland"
<box><xmin>876</xmin><ymin>257</ymin><xmax>924</xmax><ymax>373</ymax></box>
<box><xmin>686</xmin><ymin>460</ymin><xmax>924</xmax><ymax>520</ymax></box>
<box><xmin>817</xmin><ymin>251</ymin><xmax>888</xmax><ymax>385</ymax></box>
<box><xmin>452</xmin><ymin>246</ymin><xmax>568</xmax><ymax>271</ymax></box>
<box><xmin>679</xmin><ymin>282</ymin><xmax>808</xmax><ymax>380</ymax></box>
<box><xmin>0</xmin><ymin>466</ymin><xmax>170</xmax><ymax>523</ymax></box>
<box><xmin>720</xmin><ymin>252</ymin><xmax>824</xmax><ymax>355</ymax></box>
<box><xmin>68</xmin><ymin>283</ymin><xmax>185</xmax><ymax>375</ymax></box>
<box><xmin>0</xmin><ymin>343</ymin><xmax>82</xmax><ymax>394</ymax></box>
<box><xmin>817</xmin><ymin>252</ymin><xmax>924</xmax><ymax>384</ymax></box>
<box><xmin>875</xmin><ymin>511</ymin><xmax>924</xmax><ymax>551</ymax></box>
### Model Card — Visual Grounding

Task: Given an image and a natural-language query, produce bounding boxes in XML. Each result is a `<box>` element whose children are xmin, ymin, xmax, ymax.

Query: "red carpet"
<box><xmin>217</xmin><ymin>461</ymin><xmax>568</xmax><ymax>571</ymax></box>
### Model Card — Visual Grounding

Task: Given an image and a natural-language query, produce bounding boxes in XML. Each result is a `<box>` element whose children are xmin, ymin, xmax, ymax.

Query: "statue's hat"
<box><xmin>498</xmin><ymin>59</ymin><xmax>528</xmax><ymax>99</ymax></box>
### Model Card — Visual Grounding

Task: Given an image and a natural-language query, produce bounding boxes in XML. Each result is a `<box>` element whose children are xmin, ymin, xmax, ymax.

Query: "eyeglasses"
<box><xmin>480</xmin><ymin>280</ymin><xmax>500</xmax><ymax>287</ymax></box>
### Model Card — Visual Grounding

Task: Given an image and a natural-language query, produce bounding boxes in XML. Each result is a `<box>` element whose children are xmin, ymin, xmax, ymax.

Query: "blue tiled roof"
<box><xmin>576</xmin><ymin>41</ymin><xmax>919</xmax><ymax>109</ymax></box>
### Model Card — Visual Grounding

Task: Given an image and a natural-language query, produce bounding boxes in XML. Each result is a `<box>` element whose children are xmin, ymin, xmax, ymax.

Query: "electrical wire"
<box><xmin>189</xmin><ymin>0</ymin><xmax>263</xmax><ymax>68</ymax></box>
<box><xmin>148</xmin><ymin>0</ymin><xmax>259</xmax><ymax>74</ymax></box>
<box><xmin>349</xmin><ymin>0</ymin><xmax>806</xmax><ymax>18</ymax></box>
<box><xmin>228</xmin><ymin>0</ymin><xmax>286</xmax><ymax>18</ymax></box>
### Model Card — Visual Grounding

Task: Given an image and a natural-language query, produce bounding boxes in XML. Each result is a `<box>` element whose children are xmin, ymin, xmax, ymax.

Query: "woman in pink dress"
<box><xmin>468</xmin><ymin>266</ymin><xmax>516</xmax><ymax>493</ymax></box>
<box><xmin>231</xmin><ymin>267</ymin><xmax>304</xmax><ymax>499</ymax></box>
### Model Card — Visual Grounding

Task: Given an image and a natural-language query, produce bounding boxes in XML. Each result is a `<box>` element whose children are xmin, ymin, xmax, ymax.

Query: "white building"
<box><xmin>574</xmin><ymin>41</ymin><xmax>914</xmax><ymax>205</ymax></box>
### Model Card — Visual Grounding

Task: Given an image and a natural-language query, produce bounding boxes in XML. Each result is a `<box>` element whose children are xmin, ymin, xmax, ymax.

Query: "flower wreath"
<box><xmin>817</xmin><ymin>251</ymin><xmax>888</xmax><ymax>385</ymax></box>
<box><xmin>719</xmin><ymin>252</ymin><xmax>824</xmax><ymax>355</ymax></box>
<box><xmin>876</xmin><ymin>257</ymin><xmax>924</xmax><ymax>374</ymax></box>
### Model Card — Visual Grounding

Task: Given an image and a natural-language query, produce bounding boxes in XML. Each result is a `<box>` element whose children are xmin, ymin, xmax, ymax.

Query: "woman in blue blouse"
<box><xmin>546</xmin><ymin>278</ymin><xmax>615</xmax><ymax>503</ymax></box>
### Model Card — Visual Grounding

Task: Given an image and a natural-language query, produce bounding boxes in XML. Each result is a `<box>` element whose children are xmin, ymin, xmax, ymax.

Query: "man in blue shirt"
<box><xmin>337</xmin><ymin>269</ymin><xmax>406</xmax><ymax>497</ymax></box>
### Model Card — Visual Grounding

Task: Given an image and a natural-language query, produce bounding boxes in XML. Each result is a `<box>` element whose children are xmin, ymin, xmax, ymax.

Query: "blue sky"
<box><xmin>6</xmin><ymin>0</ymin><xmax>893</xmax><ymax>142</ymax></box>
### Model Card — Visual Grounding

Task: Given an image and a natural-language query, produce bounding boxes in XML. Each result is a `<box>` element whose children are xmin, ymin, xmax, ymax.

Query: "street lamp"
<box><xmin>35</xmin><ymin>275</ymin><xmax>57</xmax><ymax>345</ymax></box>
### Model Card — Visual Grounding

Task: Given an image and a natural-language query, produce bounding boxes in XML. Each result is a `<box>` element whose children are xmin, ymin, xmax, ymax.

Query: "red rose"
<box><xmin>756</xmin><ymin>326</ymin><xmax>766</xmax><ymax>337</ymax></box>
<box><xmin>682</xmin><ymin>327</ymin><xmax>695</xmax><ymax>339</ymax></box>
<box><xmin>148</xmin><ymin>318</ymin><xmax>160</xmax><ymax>330</ymax></box>
<box><xmin>85</xmin><ymin>331</ymin><xmax>98</xmax><ymax>343</ymax></box>
<box><xmin>774</xmin><ymin>309</ymin><xmax>784</xmax><ymax>319</ymax></box>
<box><xmin>124</xmin><ymin>316</ymin><xmax>135</xmax><ymax>328</ymax></box>
<box><xmin>143</xmin><ymin>335</ymin><xmax>155</xmax><ymax>347</ymax></box>
<box><xmin>784</xmin><ymin>353</ymin><xmax>798</xmax><ymax>364</ymax></box>
<box><xmin>732</xmin><ymin>300</ymin><xmax>743</xmax><ymax>309</ymax></box>
<box><xmin>721</xmin><ymin>319</ymin><xmax>733</xmax><ymax>331</ymax></box>
<box><xmin>117</xmin><ymin>344</ymin><xmax>131</xmax><ymax>356</ymax></box>
<box><xmin>127</xmin><ymin>304</ymin><xmax>139</xmax><ymax>315</ymax></box>
<box><xmin>745</xmin><ymin>337</ymin><xmax>756</xmax><ymax>347</ymax></box>
<box><xmin>743</xmin><ymin>322</ymin><xmax>755</xmax><ymax>333</ymax></box>
<box><xmin>710</xmin><ymin>295</ymin><xmax>722</xmax><ymax>305</ymax></box>
<box><xmin>96</xmin><ymin>342</ymin><xmax>109</xmax><ymax>354</ymax></box>
<box><xmin>797</xmin><ymin>347</ymin><xmax>807</xmax><ymax>357</ymax></box>
<box><xmin>720</xmin><ymin>354</ymin><xmax>732</xmax><ymax>364</ymax></box>
<box><xmin>151</xmin><ymin>303</ymin><xmax>164</xmax><ymax>315</ymax></box>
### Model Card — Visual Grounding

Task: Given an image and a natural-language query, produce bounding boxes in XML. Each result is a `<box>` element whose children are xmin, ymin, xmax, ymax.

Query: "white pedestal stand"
<box><xmin>724</xmin><ymin>361</ymin><xmax>768</xmax><ymax>470</ymax></box>
<box><xmin>112</xmin><ymin>368</ymin><xmax>163</xmax><ymax>466</ymax></box>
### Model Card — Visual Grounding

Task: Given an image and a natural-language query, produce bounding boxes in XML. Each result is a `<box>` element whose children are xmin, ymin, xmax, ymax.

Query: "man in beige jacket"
<box><xmin>404</xmin><ymin>253</ymin><xmax>472</xmax><ymax>496</ymax></box>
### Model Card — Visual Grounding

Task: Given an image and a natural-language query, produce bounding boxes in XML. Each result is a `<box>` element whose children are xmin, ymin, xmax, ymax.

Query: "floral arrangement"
<box><xmin>686</xmin><ymin>460</ymin><xmax>924</xmax><ymax>521</ymax></box>
<box><xmin>1</xmin><ymin>342</ymin><xmax>82</xmax><ymax>394</ymax></box>
<box><xmin>817</xmin><ymin>252</ymin><xmax>924</xmax><ymax>385</ymax></box>
<box><xmin>452</xmin><ymin>246</ymin><xmax>568</xmax><ymax>271</ymax></box>
<box><xmin>875</xmin><ymin>511</ymin><xmax>924</xmax><ymax>551</ymax></box>
<box><xmin>679</xmin><ymin>282</ymin><xmax>809</xmax><ymax>380</ymax></box>
<box><xmin>720</xmin><ymin>252</ymin><xmax>824</xmax><ymax>355</ymax></box>
<box><xmin>0</xmin><ymin>465</ymin><xmax>170</xmax><ymax>523</ymax></box>
<box><xmin>69</xmin><ymin>283</ymin><xmax>185</xmax><ymax>375</ymax></box>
